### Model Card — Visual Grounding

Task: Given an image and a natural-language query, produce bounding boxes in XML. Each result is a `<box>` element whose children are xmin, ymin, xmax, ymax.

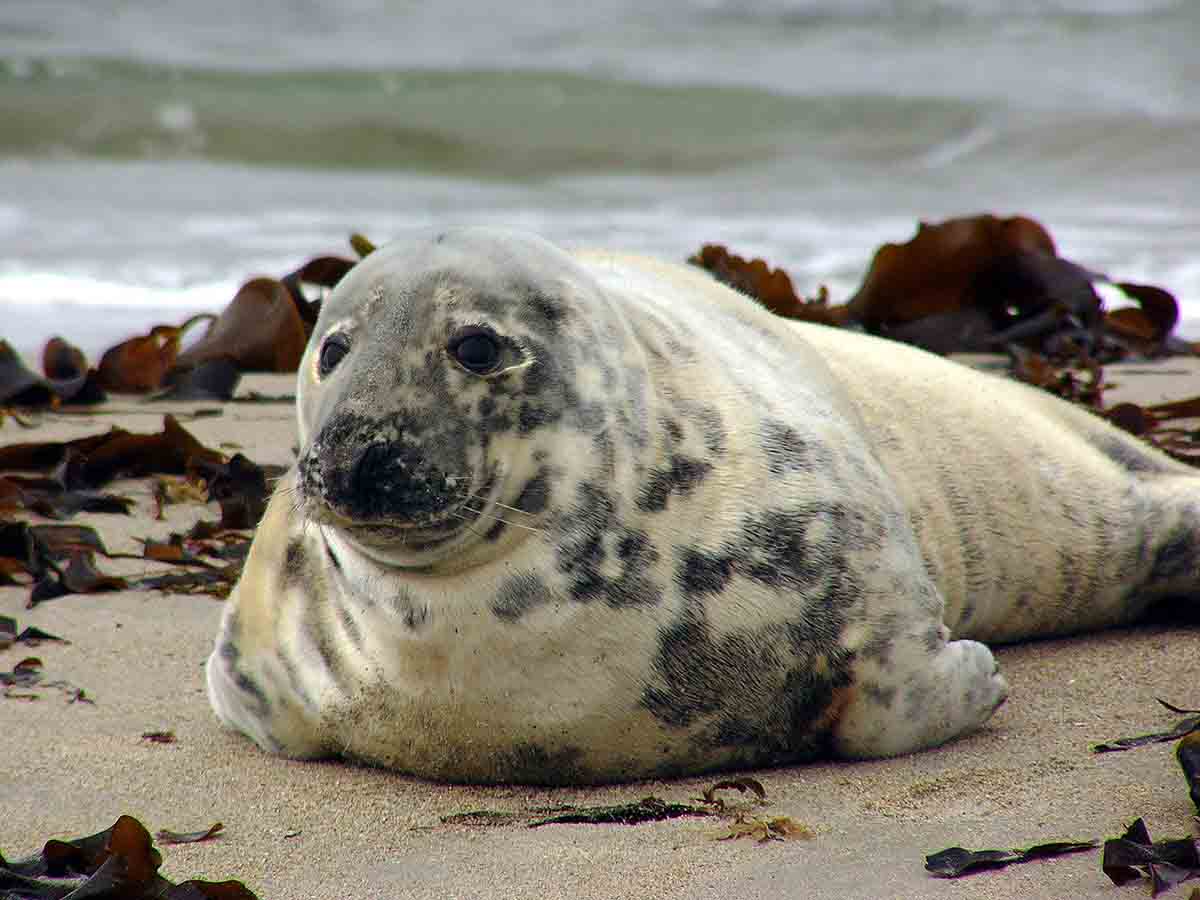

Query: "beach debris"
<box><xmin>194</xmin><ymin>453</ymin><xmax>275</xmax><ymax>530</ymax></box>
<box><xmin>350</xmin><ymin>232</ymin><xmax>377</xmax><ymax>258</ymax></box>
<box><xmin>141</xmin><ymin>730</ymin><xmax>178</xmax><ymax>744</ymax></box>
<box><xmin>153</xmin><ymin>358</ymin><xmax>242</xmax><ymax>402</ymax></box>
<box><xmin>1101</xmin><ymin>818</ymin><xmax>1200</xmax><ymax>895</ymax></box>
<box><xmin>134</xmin><ymin>562</ymin><xmax>245</xmax><ymax>599</ymax></box>
<box><xmin>528</xmin><ymin>796</ymin><xmax>714</xmax><ymax>828</ymax></box>
<box><xmin>689</xmin><ymin>212</ymin><xmax>1184</xmax><ymax>361</ymax></box>
<box><xmin>1119</xmin><ymin>397</ymin><xmax>1200</xmax><ymax>466</ymax></box>
<box><xmin>0</xmin><ymin>615</ymin><xmax>68</xmax><ymax>649</ymax></box>
<box><xmin>1104</xmin><ymin>282</ymin><xmax>1182</xmax><ymax>356</ymax></box>
<box><xmin>0</xmin><ymin>509</ymin><xmax>252</xmax><ymax>605</ymax></box>
<box><xmin>713</xmin><ymin>815</ymin><xmax>812</xmax><ymax>843</ymax></box>
<box><xmin>155</xmin><ymin>823</ymin><xmax>224</xmax><ymax>845</ymax></box>
<box><xmin>0</xmin><ymin>415</ymin><xmax>224</xmax><ymax>488</ymax></box>
<box><xmin>0</xmin><ymin>814</ymin><xmax>258</xmax><ymax>899</ymax></box>
<box><xmin>925</xmin><ymin>840</ymin><xmax>1098</xmax><ymax>878</ymax></box>
<box><xmin>172</xmin><ymin>278</ymin><xmax>310</xmax><ymax>375</ymax></box>
<box><xmin>2</xmin><ymin>246</ymin><xmax>356</xmax><ymax>414</ymax></box>
<box><xmin>1008</xmin><ymin>344</ymin><xmax>1106</xmax><ymax>409</ymax></box>
<box><xmin>698</xmin><ymin>776</ymin><xmax>767</xmax><ymax>808</ymax></box>
<box><xmin>97</xmin><ymin>316</ymin><xmax>214</xmax><ymax>394</ymax></box>
<box><xmin>0</xmin><ymin>656</ymin><xmax>43</xmax><ymax>688</ymax></box>
<box><xmin>0</xmin><ymin>652</ymin><xmax>91</xmax><ymax>703</ymax></box>
<box><xmin>142</xmin><ymin>536</ymin><xmax>216</xmax><ymax>568</ymax></box>
<box><xmin>0</xmin><ymin>338</ymin><xmax>106</xmax><ymax>409</ymax></box>
<box><xmin>0</xmin><ymin>521</ymin><xmax>135</xmax><ymax>604</ymax></box>
<box><xmin>169</xmin><ymin>252</ymin><xmax>352</xmax><ymax>378</ymax></box>
<box><xmin>688</xmin><ymin>245</ymin><xmax>839</xmax><ymax>324</ymax></box>
<box><xmin>1177</xmin><ymin>730</ymin><xmax>1200</xmax><ymax>814</ymax></box>
<box><xmin>153</xmin><ymin>476</ymin><xmax>210</xmax><ymax>517</ymax></box>
<box><xmin>441</xmin><ymin>781</ymin><xmax>810</xmax><ymax>845</ymax></box>
<box><xmin>1092</xmin><ymin>699</ymin><xmax>1200</xmax><ymax>753</ymax></box>
<box><xmin>0</xmin><ymin>472</ymin><xmax>136</xmax><ymax>519</ymax></box>
<box><xmin>439</xmin><ymin>809</ymin><xmax>530</xmax><ymax>827</ymax></box>
<box><xmin>29</xmin><ymin>550</ymin><xmax>129</xmax><ymax>606</ymax></box>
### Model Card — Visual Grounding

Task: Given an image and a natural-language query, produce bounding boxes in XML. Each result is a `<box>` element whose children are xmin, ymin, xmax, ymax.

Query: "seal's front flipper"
<box><xmin>833</xmin><ymin>626</ymin><xmax>1008</xmax><ymax>759</ymax></box>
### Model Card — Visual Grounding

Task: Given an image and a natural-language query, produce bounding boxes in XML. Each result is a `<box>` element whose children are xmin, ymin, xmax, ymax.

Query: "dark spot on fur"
<box><xmin>231</xmin><ymin>670</ymin><xmax>270</xmax><ymax>716</ymax></box>
<box><xmin>492</xmin><ymin>572</ymin><xmax>555</xmax><ymax>621</ymax></box>
<box><xmin>676</xmin><ymin>549</ymin><xmax>734</xmax><ymax>596</ymax></box>
<box><xmin>521</xmin><ymin>360</ymin><xmax>549</xmax><ymax>396</ymax></box>
<box><xmin>862</xmin><ymin>680</ymin><xmax>898</xmax><ymax>708</ymax></box>
<box><xmin>637</xmin><ymin>454</ymin><xmax>712</xmax><ymax>512</ymax></box>
<box><xmin>336</xmin><ymin>595</ymin><xmax>365</xmax><ymax>649</ymax></box>
<box><xmin>555</xmin><ymin>483</ymin><xmax>663</xmax><ymax>608</ymax></box>
<box><xmin>216</xmin><ymin>617</ymin><xmax>272</xmax><ymax>718</ymax></box>
<box><xmin>923</xmin><ymin>625</ymin><xmax>944</xmax><ymax>653</ymax></box>
<box><xmin>859</xmin><ymin>612</ymin><xmax>900</xmax><ymax>665</ymax></box>
<box><xmin>679</xmin><ymin>401</ymin><xmax>727</xmax><ymax>456</ymax></box>
<box><xmin>671</xmin><ymin>504</ymin><xmax>873</xmax><ymax>606</ymax></box>
<box><xmin>572</xmin><ymin>400</ymin><xmax>607</xmax><ymax>433</ymax></box>
<box><xmin>304</xmin><ymin>611</ymin><xmax>350</xmax><ymax>691</ymax></box>
<box><xmin>323</xmin><ymin>539</ymin><xmax>342</xmax><ymax>572</ymax></box>
<box><xmin>284</xmin><ymin>539</ymin><xmax>306</xmax><ymax>584</ymax></box>
<box><xmin>519</xmin><ymin>402</ymin><xmax>554</xmax><ymax>434</ymax></box>
<box><xmin>640</xmin><ymin>599</ymin><xmax>854</xmax><ymax>764</ymax></box>
<box><xmin>520</xmin><ymin>292</ymin><xmax>566</xmax><ymax>336</ymax></box>
<box><xmin>389</xmin><ymin>587</ymin><xmax>429</xmax><ymax>630</ymax></box>
<box><xmin>1092</xmin><ymin>433</ymin><xmax>1177</xmax><ymax>474</ymax></box>
<box><xmin>515</xmin><ymin>468</ymin><xmax>552</xmax><ymax>515</ymax></box>
<box><xmin>760</xmin><ymin>419</ymin><xmax>830</xmax><ymax>475</ymax></box>
<box><xmin>277</xmin><ymin>647</ymin><xmax>317</xmax><ymax>710</ymax></box>
<box><xmin>662</xmin><ymin>418</ymin><xmax>683</xmax><ymax>445</ymax></box>
<box><xmin>1150</xmin><ymin>527</ymin><xmax>1199</xmax><ymax>582</ymax></box>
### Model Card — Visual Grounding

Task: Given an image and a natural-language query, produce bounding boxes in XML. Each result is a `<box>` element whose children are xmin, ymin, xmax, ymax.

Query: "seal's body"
<box><xmin>206</xmin><ymin>228</ymin><xmax>1200</xmax><ymax>784</ymax></box>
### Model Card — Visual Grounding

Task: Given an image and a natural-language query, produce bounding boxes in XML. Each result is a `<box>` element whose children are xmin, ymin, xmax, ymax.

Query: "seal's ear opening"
<box><xmin>318</xmin><ymin>332</ymin><xmax>351</xmax><ymax>379</ymax></box>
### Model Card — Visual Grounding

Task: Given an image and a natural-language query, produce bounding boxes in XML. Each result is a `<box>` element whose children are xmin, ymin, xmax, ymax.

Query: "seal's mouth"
<box><xmin>305</xmin><ymin>466</ymin><xmax>505</xmax><ymax>569</ymax></box>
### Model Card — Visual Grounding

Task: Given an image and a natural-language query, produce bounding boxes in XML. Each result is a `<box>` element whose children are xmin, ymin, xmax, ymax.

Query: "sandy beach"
<box><xmin>3</xmin><ymin>361</ymin><xmax>1199</xmax><ymax>900</ymax></box>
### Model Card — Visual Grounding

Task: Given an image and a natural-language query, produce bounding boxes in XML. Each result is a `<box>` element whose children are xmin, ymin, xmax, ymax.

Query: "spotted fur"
<box><xmin>207</xmin><ymin>227</ymin><xmax>1200</xmax><ymax>784</ymax></box>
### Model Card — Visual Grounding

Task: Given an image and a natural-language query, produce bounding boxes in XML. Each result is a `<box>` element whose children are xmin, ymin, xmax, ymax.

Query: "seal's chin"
<box><xmin>326</xmin><ymin>518</ymin><xmax>472</xmax><ymax>570</ymax></box>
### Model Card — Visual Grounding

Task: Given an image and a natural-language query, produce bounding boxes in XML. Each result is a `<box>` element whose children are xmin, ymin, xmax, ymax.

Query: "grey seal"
<box><xmin>206</xmin><ymin>226</ymin><xmax>1200</xmax><ymax>784</ymax></box>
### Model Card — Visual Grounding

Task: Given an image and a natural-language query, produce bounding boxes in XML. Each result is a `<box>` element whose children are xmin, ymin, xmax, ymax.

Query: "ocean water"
<box><xmin>2</xmin><ymin>0</ymin><xmax>1198</xmax><ymax>360</ymax></box>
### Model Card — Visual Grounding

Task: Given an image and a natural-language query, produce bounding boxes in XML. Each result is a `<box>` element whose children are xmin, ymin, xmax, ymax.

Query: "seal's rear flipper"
<box><xmin>833</xmin><ymin>627</ymin><xmax>1008</xmax><ymax>759</ymax></box>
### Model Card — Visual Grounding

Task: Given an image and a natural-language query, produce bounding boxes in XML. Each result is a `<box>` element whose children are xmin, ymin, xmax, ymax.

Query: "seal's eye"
<box><xmin>318</xmin><ymin>333</ymin><xmax>350</xmax><ymax>378</ymax></box>
<box><xmin>448</xmin><ymin>327</ymin><xmax>501</xmax><ymax>375</ymax></box>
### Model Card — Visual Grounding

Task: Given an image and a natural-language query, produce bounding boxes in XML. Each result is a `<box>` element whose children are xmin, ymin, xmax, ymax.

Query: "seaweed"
<box><xmin>925</xmin><ymin>840</ymin><xmax>1098</xmax><ymax>878</ymax></box>
<box><xmin>688</xmin><ymin>245</ymin><xmax>839</xmax><ymax>324</ymax></box>
<box><xmin>153</xmin><ymin>359</ymin><xmax>242</xmax><ymax>402</ymax></box>
<box><xmin>1177</xmin><ymin>730</ymin><xmax>1200</xmax><ymax>814</ymax></box>
<box><xmin>0</xmin><ymin>339</ymin><xmax>104</xmax><ymax>409</ymax></box>
<box><xmin>0</xmin><ymin>615</ymin><xmax>68</xmax><ymax>649</ymax></box>
<box><xmin>1092</xmin><ymin>699</ymin><xmax>1200</xmax><ymax>752</ymax></box>
<box><xmin>527</xmin><ymin>796</ymin><xmax>713</xmax><ymax>827</ymax></box>
<box><xmin>171</xmin><ymin>279</ymin><xmax>310</xmax><ymax>375</ymax></box>
<box><xmin>0</xmin><ymin>815</ymin><xmax>257</xmax><ymax>899</ymax></box>
<box><xmin>1101</xmin><ymin>818</ymin><xmax>1200</xmax><ymax>895</ymax></box>
<box><xmin>97</xmin><ymin>317</ymin><xmax>213</xmax><ymax>394</ymax></box>
<box><xmin>154</xmin><ymin>824</ymin><xmax>224</xmax><ymax>846</ymax></box>
<box><xmin>688</xmin><ymin>212</ymin><xmax>1184</xmax><ymax>363</ymax></box>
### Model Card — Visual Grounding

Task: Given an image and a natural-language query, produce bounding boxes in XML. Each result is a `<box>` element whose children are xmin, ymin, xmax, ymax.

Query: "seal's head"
<box><xmin>295</xmin><ymin>227</ymin><xmax>639</xmax><ymax>573</ymax></box>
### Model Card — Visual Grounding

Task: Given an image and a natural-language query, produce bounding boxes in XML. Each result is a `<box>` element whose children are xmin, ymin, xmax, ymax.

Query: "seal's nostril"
<box><xmin>353</xmin><ymin>442</ymin><xmax>394</xmax><ymax>496</ymax></box>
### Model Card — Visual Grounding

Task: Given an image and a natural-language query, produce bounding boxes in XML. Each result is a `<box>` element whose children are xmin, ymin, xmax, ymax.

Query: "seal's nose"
<box><xmin>353</xmin><ymin>442</ymin><xmax>396</xmax><ymax>498</ymax></box>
